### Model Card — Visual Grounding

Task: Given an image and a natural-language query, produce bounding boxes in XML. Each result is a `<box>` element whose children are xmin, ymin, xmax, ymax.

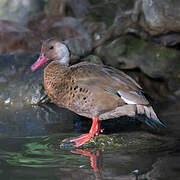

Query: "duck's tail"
<box><xmin>136</xmin><ymin>105</ymin><xmax>165</xmax><ymax>128</ymax></box>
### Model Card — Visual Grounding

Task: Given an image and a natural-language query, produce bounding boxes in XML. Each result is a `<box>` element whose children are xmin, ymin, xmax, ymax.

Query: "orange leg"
<box><xmin>70</xmin><ymin>117</ymin><xmax>102</xmax><ymax>147</ymax></box>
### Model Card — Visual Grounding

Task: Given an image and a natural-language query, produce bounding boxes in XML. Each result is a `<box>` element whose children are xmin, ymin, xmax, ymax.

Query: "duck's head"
<box><xmin>31</xmin><ymin>38</ymin><xmax>70</xmax><ymax>71</ymax></box>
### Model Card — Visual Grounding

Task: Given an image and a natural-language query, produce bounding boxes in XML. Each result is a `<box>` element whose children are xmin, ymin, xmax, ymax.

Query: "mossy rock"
<box><xmin>81</xmin><ymin>55</ymin><xmax>103</xmax><ymax>64</ymax></box>
<box><xmin>60</xmin><ymin>132</ymin><xmax>172</xmax><ymax>153</ymax></box>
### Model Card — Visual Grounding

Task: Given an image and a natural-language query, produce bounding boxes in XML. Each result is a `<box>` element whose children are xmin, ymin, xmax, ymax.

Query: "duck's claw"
<box><xmin>70</xmin><ymin>133</ymin><xmax>93</xmax><ymax>147</ymax></box>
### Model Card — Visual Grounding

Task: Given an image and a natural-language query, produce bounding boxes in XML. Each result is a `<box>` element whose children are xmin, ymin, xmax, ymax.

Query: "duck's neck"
<box><xmin>56</xmin><ymin>44</ymin><xmax>70</xmax><ymax>66</ymax></box>
<box><xmin>57</xmin><ymin>56</ymin><xmax>70</xmax><ymax>66</ymax></box>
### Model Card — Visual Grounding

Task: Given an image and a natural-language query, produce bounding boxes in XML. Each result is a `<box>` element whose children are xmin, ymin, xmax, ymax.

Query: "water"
<box><xmin>0</xmin><ymin>101</ymin><xmax>180</xmax><ymax>180</ymax></box>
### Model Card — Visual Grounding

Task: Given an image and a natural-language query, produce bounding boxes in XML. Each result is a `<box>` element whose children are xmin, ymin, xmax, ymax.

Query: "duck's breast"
<box><xmin>44</xmin><ymin>62</ymin><xmax>68</xmax><ymax>107</ymax></box>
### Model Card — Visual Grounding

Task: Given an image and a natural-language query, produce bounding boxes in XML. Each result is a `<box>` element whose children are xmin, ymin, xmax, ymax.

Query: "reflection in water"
<box><xmin>71</xmin><ymin>149</ymin><xmax>102</xmax><ymax>179</ymax></box>
<box><xmin>0</xmin><ymin>101</ymin><xmax>180</xmax><ymax>179</ymax></box>
<box><xmin>0</xmin><ymin>136</ymin><xmax>87</xmax><ymax>168</ymax></box>
<box><xmin>0</xmin><ymin>136</ymin><xmax>103</xmax><ymax>179</ymax></box>
<box><xmin>0</xmin><ymin>135</ymin><xmax>151</xmax><ymax>180</ymax></box>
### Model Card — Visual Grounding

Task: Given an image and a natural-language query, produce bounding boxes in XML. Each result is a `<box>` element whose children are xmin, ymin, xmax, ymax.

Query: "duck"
<box><xmin>31</xmin><ymin>38</ymin><xmax>165</xmax><ymax>147</ymax></box>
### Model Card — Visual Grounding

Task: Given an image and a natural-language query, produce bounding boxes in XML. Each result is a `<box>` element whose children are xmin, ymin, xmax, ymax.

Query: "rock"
<box><xmin>95</xmin><ymin>37</ymin><xmax>127</xmax><ymax>68</ymax></box>
<box><xmin>28</xmin><ymin>14</ymin><xmax>90</xmax><ymax>40</ymax></box>
<box><xmin>132</xmin><ymin>0</ymin><xmax>180</xmax><ymax>35</ymax></box>
<box><xmin>0</xmin><ymin>20</ymin><xmax>41</xmax><ymax>53</ymax></box>
<box><xmin>80</xmin><ymin>0</ymin><xmax>135</xmax><ymax>48</ymax></box>
<box><xmin>45</xmin><ymin>0</ymin><xmax>67</xmax><ymax>16</ymax></box>
<box><xmin>48</xmin><ymin>16</ymin><xmax>90</xmax><ymax>41</ymax></box>
<box><xmin>154</xmin><ymin>33</ymin><xmax>180</xmax><ymax>47</ymax></box>
<box><xmin>0</xmin><ymin>20</ymin><xmax>30</xmax><ymax>33</ymax></box>
<box><xmin>27</xmin><ymin>12</ymin><xmax>50</xmax><ymax>35</ymax></box>
<box><xmin>86</xmin><ymin>0</ymin><xmax>134</xmax><ymax>26</ymax></box>
<box><xmin>140</xmin><ymin>155</ymin><xmax>180</xmax><ymax>180</ymax></box>
<box><xmin>81</xmin><ymin>55</ymin><xmax>103</xmax><ymax>64</ymax></box>
<box><xmin>68</xmin><ymin>0</ymin><xmax>90</xmax><ymax>18</ymax></box>
<box><xmin>0</xmin><ymin>15</ymin><xmax>93</xmax><ymax>55</ymax></box>
<box><xmin>64</xmin><ymin>37</ymin><xmax>92</xmax><ymax>63</ymax></box>
<box><xmin>0</xmin><ymin>52</ymin><xmax>49</xmax><ymax>107</ymax></box>
<box><xmin>60</xmin><ymin>132</ymin><xmax>172</xmax><ymax>151</ymax></box>
<box><xmin>93</xmin><ymin>0</ymin><xmax>180</xmax><ymax>47</ymax></box>
<box><xmin>0</xmin><ymin>0</ymin><xmax>44</xmax><ymax>24</ymax></box>
<box><xmin>0</xmin><ymin>104</ymin><xmax>78</xmax><ymax>136</ymax></box>
<box><xmin>96</xmin><ymin>35</ymin><xmax>179</xmax><ymax>77</ymax></box>
<box><xmin>81</xmin><ymin>20</ymin><xmax>107</xmax><ymax>48</ymax></box>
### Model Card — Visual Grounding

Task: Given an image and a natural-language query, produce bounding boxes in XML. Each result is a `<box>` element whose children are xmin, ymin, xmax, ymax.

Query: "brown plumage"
<box><xmin>31</xmin><ymin>38</ymin><xmax>165</xmax><ymax>147</ymax></box>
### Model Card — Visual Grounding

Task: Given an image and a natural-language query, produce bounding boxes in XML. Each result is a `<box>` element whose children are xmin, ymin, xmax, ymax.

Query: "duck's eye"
<box><xmin>49</xmin><ymin>46</ymin><xmax>54</xmax><ymax>50</ymax></box>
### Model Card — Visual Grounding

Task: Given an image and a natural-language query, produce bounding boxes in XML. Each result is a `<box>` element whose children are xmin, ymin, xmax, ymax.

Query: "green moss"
<box><xmin>82</xmin><ymin>55</ymin><xmax>103</xmax><ymax>64</ymax></box>
<box><xmin>155</xmin><ymin>47</ymin><xmax>177</xmax><ymax>61</ymax></box>
<box><xmin>86</xmin><ymin>1</ymin><xmax>117</xmax><ymax>27</ymax></box>
<box><xmin>60</xmin><ymin>134</ymin><xmax>124</xmax><ymax>151</ymax></box>
<box><xmin>126</xmin><ymin>37</ymin><xmax>148</xmax><ymax>56</ymax></box>
<box><xmin>83</xmin><ymin>135</ymin><xmax>124</xmax><ymax>150</ymax></box>
<box><xmin>60</xmin><ymin>132</ymin><xmax>172</xmax><ymax>153</ymax></box>
<box><xmin>126</xmin><ymin>36</ymin><xmax>178</xmax><ymax>62</ymax></box>
<box><xmin>89</xmin><ymin>0</ymin><xmax>100</xmax><ymax>5</ymax></box>
<box><xmin>87</xmin><ymin>11</ymin><xmax>114</xmax><ymax>27</ymax></box>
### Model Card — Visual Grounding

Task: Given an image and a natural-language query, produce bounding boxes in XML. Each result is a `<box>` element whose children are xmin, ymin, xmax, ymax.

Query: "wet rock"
<box><xmin>0</xmin><ymin>20</ymin><xmax>41</xmax><ymax>53</ymax></box>
<box><xmin>0</xmin><ymin>104</ymin><xmax>78</xmax><ymax>136</ymax></box>
<box><xmin>0</xmin><ymin>52</ymin><xmax>48</xmax><ymax>106</ymax></box>
<box><xmin>0</xmin><ymin>0</ymin><xmax>44</xmax><ymax>24</ymax></box>
<box><xmin>132</xmin><ymin>0</ymin><xmax>180</xmax><ymax>35</ymax></box>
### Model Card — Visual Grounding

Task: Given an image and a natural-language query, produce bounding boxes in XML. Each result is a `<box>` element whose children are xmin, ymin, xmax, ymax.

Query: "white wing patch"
<box><xmin>117</xmin><ymin>90</ymin><xmax>149</xmax><ymax>105</ymax></box>
<box><xmin>117</xmin><ymin>91</ymin><xmax>137</xmax><ymax>104</ymax></box>
<box><xmin>120</xmin><ymin>96</ymin><xmax>137</xmax><ymax>104</ymax></box>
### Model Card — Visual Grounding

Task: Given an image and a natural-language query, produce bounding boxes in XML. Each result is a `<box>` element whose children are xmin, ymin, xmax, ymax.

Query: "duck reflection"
<box><xmin>71</xmin><ymin>149</ymin><xmax>102</xmax><ymax>179</ymax></box>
